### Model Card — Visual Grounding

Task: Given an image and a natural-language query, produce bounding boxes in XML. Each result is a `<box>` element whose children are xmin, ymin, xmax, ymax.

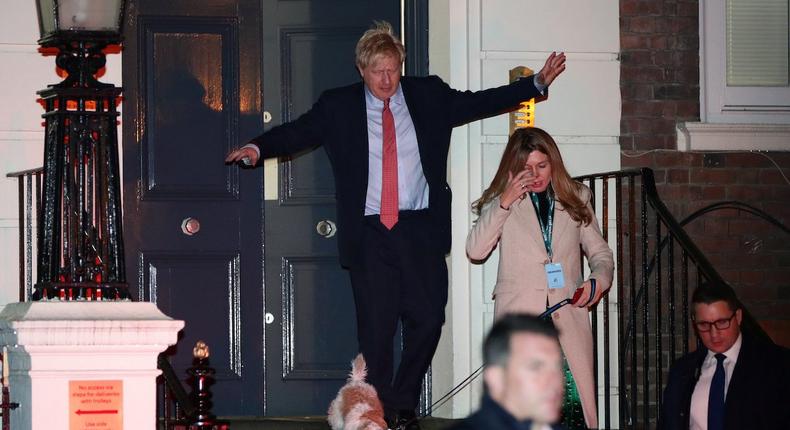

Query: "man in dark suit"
<box><xmin>449</xmin><ymin>314</ymin><xmax>566</xmax><ymax>430</ymax></box>
<box><xmin>226</xmin><ymin>21</ymin><xmax>565</xmax><ymax>429</ymax></box>
<box><xmin>660</xmin><ymin>282</ymin><xmax>790</xmax><ymax>430</ymax></box>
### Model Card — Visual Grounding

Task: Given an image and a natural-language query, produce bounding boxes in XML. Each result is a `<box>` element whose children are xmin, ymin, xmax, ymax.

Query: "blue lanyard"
<box><xmin>529</xmin><ymin>192</ymin><xmax>555</xmax><ymax>261</ymax></box>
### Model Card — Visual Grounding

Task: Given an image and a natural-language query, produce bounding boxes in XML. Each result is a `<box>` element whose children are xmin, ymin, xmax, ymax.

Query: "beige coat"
<box><xmin>466</xmin><ymin>185</ymin><xmax>614</xmax><ymax>429</ymax></box>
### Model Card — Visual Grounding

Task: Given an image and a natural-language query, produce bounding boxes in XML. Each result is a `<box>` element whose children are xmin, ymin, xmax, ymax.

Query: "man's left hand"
<box><xmin>536</xmin><ymin>51</ymin><xmax>566</xmax><ymax>87</ymax></box>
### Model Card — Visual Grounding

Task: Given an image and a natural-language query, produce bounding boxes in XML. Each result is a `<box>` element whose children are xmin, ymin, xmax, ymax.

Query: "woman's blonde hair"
<box><xmin>355</xmin><ymin>21</ymin><xmax>405</xmax><ymax>69</ymax></box>
<box><xmin>472</xmin><ymin>127</ymin><xmax>593</xmax><ymax>225</ymax></box>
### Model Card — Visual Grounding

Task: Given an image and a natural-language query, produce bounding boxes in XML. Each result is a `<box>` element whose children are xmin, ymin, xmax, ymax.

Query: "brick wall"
<box><xmin>620</xmin><ymin>0</ymin><xmax>699</xmax><ymax>151</ymax></box>
<box><xmin>620</xmin><ymin>0</ymin><xmax>790</xmax><ymax>347</ymax></box>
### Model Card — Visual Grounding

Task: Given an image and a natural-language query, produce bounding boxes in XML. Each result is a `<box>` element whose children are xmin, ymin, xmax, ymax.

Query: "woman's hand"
<box><xmin>572</xmin><ymin>279</ymin><xmax>606</xmax><ymax>308</ymax></box>
<box><xmin>499</xmin><ymin>168</ymin><xmax>537</xmax><ymax>210</ymax></box>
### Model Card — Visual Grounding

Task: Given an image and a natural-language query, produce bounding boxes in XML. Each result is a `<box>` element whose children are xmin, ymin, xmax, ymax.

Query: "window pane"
<box><xmin>727</xmin><ymin>0</ymin><xmax>789</xmax><ymax>87</ymax></box>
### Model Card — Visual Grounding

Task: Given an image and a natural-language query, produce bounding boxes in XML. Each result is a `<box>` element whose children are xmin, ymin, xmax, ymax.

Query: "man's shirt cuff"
<box><xmin>243</xmin><ymin>142</ymin><xmax>261</xmax><ymax>158</ymax></box>
<box><xmin>532</xmin><ymin>75</ymin><xmax>547</xmax><ymax>94</ymax></box>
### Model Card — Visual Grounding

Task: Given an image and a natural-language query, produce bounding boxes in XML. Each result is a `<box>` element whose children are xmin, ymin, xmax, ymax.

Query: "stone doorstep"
<box><xmin>212</xmin><ymin>416</ymin><xmax>459</xmax><ymax>430</ymax></box>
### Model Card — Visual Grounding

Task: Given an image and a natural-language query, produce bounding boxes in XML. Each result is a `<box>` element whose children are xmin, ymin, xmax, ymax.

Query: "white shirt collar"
<box><xmin>706</xmin><ymin>332</ymin><xmax>743</xmax><ymax>363</ymax></box>
<box><xmin>363</xmin><ymin>83</ymin><xmax>405</xmax><ymax>107</ymax></box>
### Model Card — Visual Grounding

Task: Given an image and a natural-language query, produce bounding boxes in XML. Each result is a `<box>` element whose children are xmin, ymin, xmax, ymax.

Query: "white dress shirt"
<box><xmin>363</xmin><ymin>83</ymin><xmax>429</xmax><ymax>215</ymax></box>
<box><xmin>689</xmin><ymin>333</ymin><xmax>743</xmax><ymax>430</ymax></box>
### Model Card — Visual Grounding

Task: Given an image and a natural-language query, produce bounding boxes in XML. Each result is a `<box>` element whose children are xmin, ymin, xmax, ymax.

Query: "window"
<box><xmin>681</xmin><ymin>0</ymin><xmax>790</xmax><ymax>151</ymax></box>
<box><xmin>701</xmin><ymin>0</ymin><xmax>790</xmax><ymax>124</ymax></box>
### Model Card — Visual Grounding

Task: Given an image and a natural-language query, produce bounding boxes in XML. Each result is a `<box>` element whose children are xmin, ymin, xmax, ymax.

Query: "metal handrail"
<box><xmin>574</xmin><ymin>167</ymin><xmax>776</xmax><ymax>429</ymax></box>
<box><xmin>158</xmin><ymin>353</ymin><xmax>197</xmax><ymax>426</ymax></box>
<box><xmin>640</xmin><ymin>169</ymin><xmax>769</xmax><ymax>342</ymax></box>
<box><xmin>6</xmin><ymin>168</ymin><xmax>43</xmax><ymax>302</ymax></box>
<box><xmin>6</xmin><ymin>168</ymin><xmax>44</xmax><ymax>178</ymax></box>
<box><xmin>639</xmin><ymin>169</ymin><xmax>724</xmax><ymax>283</ymax></box>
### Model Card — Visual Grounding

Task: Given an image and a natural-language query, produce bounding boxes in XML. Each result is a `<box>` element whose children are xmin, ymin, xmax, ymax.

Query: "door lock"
<box><xmin>316</xmin><ymin>220</ymin><xmax>336</xmax><ymax>238</ymax></box>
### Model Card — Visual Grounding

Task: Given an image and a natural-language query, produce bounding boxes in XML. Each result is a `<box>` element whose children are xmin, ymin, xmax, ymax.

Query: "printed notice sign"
<box><xmin>69</xmin><ymin>380</ymin><xmax>123</xmax><ymax>430</ymax></box>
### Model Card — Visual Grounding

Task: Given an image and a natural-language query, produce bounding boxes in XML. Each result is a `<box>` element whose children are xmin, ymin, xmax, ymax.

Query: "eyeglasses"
<box><xmin>692</xmin><ymin>311</ymin><xmax>737</xmax><ymax>332</ymax></box>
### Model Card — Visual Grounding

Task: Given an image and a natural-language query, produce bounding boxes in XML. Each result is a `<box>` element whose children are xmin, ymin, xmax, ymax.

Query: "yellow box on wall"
<box><xmin>509</xmin><ymin>66</ymin><xmax>535</xmax><ymax>134</ymax></box>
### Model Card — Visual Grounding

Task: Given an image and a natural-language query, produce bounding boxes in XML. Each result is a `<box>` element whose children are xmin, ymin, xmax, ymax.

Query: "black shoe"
<box><xmin>392</xmin><ymin>409</ymin><xmax>421</xmax><ymax>430</ymax></box>
<box><xmin>384</xmin><ymin>408</ymin><xmax>397</xmax><ymax>429</ymax></box>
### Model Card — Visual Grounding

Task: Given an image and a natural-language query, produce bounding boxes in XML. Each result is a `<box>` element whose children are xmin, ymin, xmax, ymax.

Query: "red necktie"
<box><xmin>380</xmin><ymin>98</ymin><xmax>398</xmax><ymax>229</ymax></box>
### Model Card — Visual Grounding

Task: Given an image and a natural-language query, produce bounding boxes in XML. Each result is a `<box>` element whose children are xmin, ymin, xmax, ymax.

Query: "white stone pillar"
<box><xmin>0</xmin><ymin>302</ymin><xmax>184</xmax><ymax>429</ymax></box>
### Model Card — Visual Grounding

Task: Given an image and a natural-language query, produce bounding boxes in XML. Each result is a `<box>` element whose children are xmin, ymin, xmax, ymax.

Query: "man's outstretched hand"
<box><xmin>536</xmin><ymin>52</ymin><xmax>566</xmax><ymax>87</ymax></box>
<box><xmin>224</xmin><ymin>146</ymin><xmax>259</xmax><ymax>166</ymax></box>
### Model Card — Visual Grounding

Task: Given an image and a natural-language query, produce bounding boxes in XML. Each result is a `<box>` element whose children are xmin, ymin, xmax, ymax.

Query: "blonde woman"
<box><xmin>466</xmin><ymin>127</ymin><xmax>613</xmax><ymax>429</ymax></box>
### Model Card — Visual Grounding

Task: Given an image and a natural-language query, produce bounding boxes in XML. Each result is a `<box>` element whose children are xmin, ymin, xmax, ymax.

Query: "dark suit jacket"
<box><xmin>251</xmin><ymin>75</ymin><xmax>543</xmax><ymax>268</ymax></box>
<box><xmin>448</xmin><ymin>395</ymin><xmax>566</xmax><ymax>430</ymax></box>
<box><xmin>659</xmin><ymin>334</ymin><xmax>790</xmax><ymax>430</ymax></box>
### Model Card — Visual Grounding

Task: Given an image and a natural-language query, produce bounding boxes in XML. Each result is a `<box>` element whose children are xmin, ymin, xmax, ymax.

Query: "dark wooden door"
<box><xmin>260</xmin><ymin>0</ymin><xmax>400</xmax><ymax>415</ymax></box>
<box><xmin>122</xmin><ymin>0</ymin><xmax>266</xmax><ymax>416</ymax></box>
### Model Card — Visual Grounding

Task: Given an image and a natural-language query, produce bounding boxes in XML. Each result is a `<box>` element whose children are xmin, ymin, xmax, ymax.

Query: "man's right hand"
<box><xmin>536</xmin><ymin>51</ymin><xmax>566</xmax><ymax>87</ymax></box>
<box><xmin>225</xmin><ymin>146</ymin><xmax>260</xmax><ymax>166</ymax></box>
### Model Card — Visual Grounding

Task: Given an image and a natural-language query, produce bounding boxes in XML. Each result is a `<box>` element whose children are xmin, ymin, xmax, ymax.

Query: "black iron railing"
<box><xmin>158</xmin><ymin>344</ymin><xmax>227</xmax><ymax>430</ymax></box>
<box><xmin>6</xmin><ymin>168</ymin><xmax>43</xmax><ymax>302</ymax></box>
<box><xmin>158</xmin><ymin>354</ymin><xmax>195</xmax><ymax>429</ymax></box>
<box><xmin>6</xmin><ymin>168</ymin><xmax>214</xmax><ymax>430</ymax></box>
<box><xmin>576</xmin><ymin>167</ymin><xmax>766</xmax><ymax>430</ymax></box>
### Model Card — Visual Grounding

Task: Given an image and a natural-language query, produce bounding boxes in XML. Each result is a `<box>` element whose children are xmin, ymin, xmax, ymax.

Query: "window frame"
<box><xmin>700</xmin><ymin>0</ymin><xmax>790</xmax><ymax>124</ymax></box>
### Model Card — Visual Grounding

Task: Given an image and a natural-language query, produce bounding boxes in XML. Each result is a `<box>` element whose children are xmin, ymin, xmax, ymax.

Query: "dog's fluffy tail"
<box><xmin>349</xmin><ymin>353</ymin><xmax>368</xmax><ymax>382</ymax></box>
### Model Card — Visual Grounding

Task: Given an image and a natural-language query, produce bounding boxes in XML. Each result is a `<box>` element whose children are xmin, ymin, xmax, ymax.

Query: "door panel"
<box><xmin>281</xmin><ymin>255</ymin><xmax>356</xmax><ymax>380</ymax></box>
<box><xmin>139</xmin><ymin>18</ymin><xmax>239</xmax><ymax>202</ymax></box>
<box><xmin>141</xmin><ymin>251</ymin><xmax>243</xmax><ymax>380</ymax></box>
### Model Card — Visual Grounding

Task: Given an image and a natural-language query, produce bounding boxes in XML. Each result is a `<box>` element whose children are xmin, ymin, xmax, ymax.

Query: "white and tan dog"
<box><xmin>327</xmin><ymin>354</ymin><xmax>387</xmax><ymax>430</ymax></box>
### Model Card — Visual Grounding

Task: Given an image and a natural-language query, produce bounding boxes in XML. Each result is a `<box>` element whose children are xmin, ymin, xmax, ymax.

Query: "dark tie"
<box><xmin>708</xmin><ymin>353</ymin><xmax>726</xmax><ymax>430</ymax></box>
<box><xmin>380</xmin><ymin>98</ymin><xmax>398</xmax><ymax>229</ymax></box>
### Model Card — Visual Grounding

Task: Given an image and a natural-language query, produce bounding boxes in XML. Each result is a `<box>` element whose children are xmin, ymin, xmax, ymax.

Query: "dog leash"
<box><xmin>396</xmin><ymin>283</ymin><xmax>594</xmax><ymax>430</ymax></box>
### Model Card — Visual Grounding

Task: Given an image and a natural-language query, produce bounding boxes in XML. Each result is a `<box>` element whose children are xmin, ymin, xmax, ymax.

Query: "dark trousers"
<box><xmin>349</xmin><ymin>210</ymin><xmax>448</xmax><ymax>411</ymax></box>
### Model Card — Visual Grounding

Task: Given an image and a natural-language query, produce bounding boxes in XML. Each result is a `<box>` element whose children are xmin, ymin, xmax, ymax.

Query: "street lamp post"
<box><xmin>34</xmin><ymin>0</ymin><xmax>130</xmax><ymax>301</ymax></box>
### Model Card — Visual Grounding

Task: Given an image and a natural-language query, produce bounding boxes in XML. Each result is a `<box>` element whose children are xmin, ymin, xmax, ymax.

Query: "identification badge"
<box><xmin>545</xmin><ymin>262</ymin><xmax>565</xmax><ymax>289</ymax></box>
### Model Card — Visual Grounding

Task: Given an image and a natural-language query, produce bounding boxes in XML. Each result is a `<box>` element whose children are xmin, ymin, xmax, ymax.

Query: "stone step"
<box><xmin>219</xmin><ymin>416</ymin><xmax>459</xmax><ymax>430</ymax></box>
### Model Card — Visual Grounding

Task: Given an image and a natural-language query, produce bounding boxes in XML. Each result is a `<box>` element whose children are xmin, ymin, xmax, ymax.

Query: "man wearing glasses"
<box><xmin>659</xmin><ymin>282</ymin><xmax>790</xmax><ymax>430</ymax></box>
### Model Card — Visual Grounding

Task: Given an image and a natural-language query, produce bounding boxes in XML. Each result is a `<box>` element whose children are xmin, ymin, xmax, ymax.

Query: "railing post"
<box><xmin>184</xmin><ymin>342</ymin><xmax>227</xmax><ymax>430</ymax></box>
<box><xmin>16</xmin><ymin>178</ymin><xmax>25</xmax><ymax>302</ymax></box>
<box><xmin>0</xmin><ymin>348</ymin><xmax>19</xmax><ymax>430</ymax></box>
